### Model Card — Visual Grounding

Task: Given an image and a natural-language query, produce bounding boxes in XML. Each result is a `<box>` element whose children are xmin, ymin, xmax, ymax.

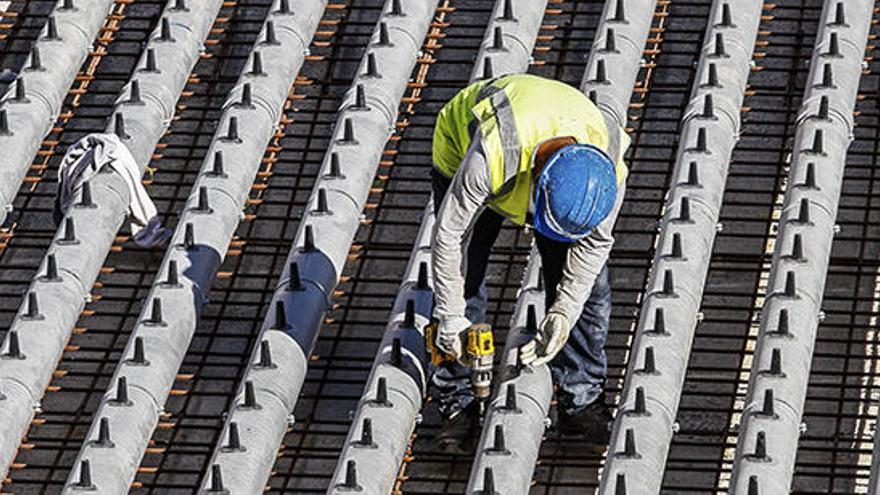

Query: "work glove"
<box><xmin>437</xmin><ymin>315</ymin><xmax>472</xmax><ymax>364</ymax></box>
<box><xmin>520</xmin><ymin>311</ymin><xmax>571</xmax><ymax>367</ymax></box>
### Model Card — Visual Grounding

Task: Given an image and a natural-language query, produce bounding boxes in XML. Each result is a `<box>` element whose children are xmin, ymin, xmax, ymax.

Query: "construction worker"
<box><xmin>429</xmin><ymin>73</ymin><xmax>628</xmax><ymax>453</ymax></box>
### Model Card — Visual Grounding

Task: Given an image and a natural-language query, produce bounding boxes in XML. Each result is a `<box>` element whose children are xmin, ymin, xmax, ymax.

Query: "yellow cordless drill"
<box><xmin>426</xmin><ymin>322</ymin><xmax>495</xmax><ymax>413</ymax></box>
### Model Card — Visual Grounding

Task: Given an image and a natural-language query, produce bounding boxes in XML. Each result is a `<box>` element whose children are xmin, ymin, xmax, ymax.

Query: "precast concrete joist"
<box><xmin>598</xmin><ymin>2</ymin><xmax>763</xmax><ymax>494</ymax></box>
<box><xmin>322</xmin><ymin>1</ymin><xmax>551</xmax><ymax>493</ymax></box>
<box><xmin>0</xmin><ymin>0</ymin><xmax>225</xmax><ymax>484</ymax></box>
<box><xmin>466</xmin><ymin>247</ymin><xmax>550</xmax><ymax>495</ymax></box>
<box><xmin>326</xmin><ymin>202</ymin><xmax>436</xmax><ymax>495</ymax></box>
<box><xmin>197</xmin><ymin>1</ymin><xmax>441</xmax><ymax>493</ymax></box>
<box><xmin>0</xmin><ymin>0</ymin><xmax>117</xmax><ymax>226</ymax></box>
<box><xmin>466</xmin><ymin>1</ymin><xmax>659</xmax><ymax>493</ymax></box>
<box><xmin>728</xmin><ymin>1</ymin><xmax>873</xmax><ymax>494</ymax></box>
<box><xmin>61</xmin><ymin>1</ymin><xmax>327</xmax><ymax>492</ymax></box>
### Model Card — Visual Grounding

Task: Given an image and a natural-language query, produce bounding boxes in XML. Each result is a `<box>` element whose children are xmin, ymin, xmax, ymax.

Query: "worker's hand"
<box><xmin>437</xmin><ymin>315</ymin><xmax>471</xmax><ymax>364</ymax></box>
<box><xmin>520</xmin><ymin>311</ymin><xmax>571</xmax><ymax>367</ymax></box>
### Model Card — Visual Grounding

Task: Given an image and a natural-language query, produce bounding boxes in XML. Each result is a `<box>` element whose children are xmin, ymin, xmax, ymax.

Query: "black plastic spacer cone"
<box><xmin>336</xmin><ymin>460</ymin><xmax>362</xmax><ymax>491</ymax></box>
<box><xmin>604</xmin><ymin>28</ymin><xmax>617</xmax><ymax>52</ymax></box>
<box><xmin>376</xmin><ymin>22</ymin><xmax>392</xmax><ymax>46</ymax></box>
<box><xmin>159</xmin><ymin>17</ymin><xmax>173</xmax><ymax>42</ymax></box>
<box><xmin>207</xmin><ymin>464</ymin><xmax>229</xmax><ymax>494</ymax></box>
<box><xmin>256</xmin><ymin>339</ymin><xmax>276</xmax><ymax>369</ymax></box>
<box><xmin>668</xmin><ymin>232</ymin><xmax>683</xmax><ymax>259</ymax></box>
<box><xmin>24</xmin><ymin>292</ymin><xmax>43</xmax><ymax>320</ymax></box>
<box><xmin>491</xmin><ymin>26</ymin><xmax>505</xmax><ymax>51</ymax></box>
<box><xmin>194</xmin><ymin>186</ymin><xmax>212</xmax><ymax>213</ymax></box>
<box><xmin>702</xmin><ymin>94</ymin><xmax>715</xmax><ymax>119</ymax></box>
<box><xmin>128</xmin><ymin>80</ymin><xmax>143</xmax><ymax>105</ymax></box>
<box><xmin>222</xmin><ymin>116</ymin><xmax>241</xmax><ymax>143</ymax></box>
<box><xmin>143</xmin><ymin>48</ymin><xmax>159</xmax><ymax>72</ymax></box>
<box><xmin>389</xmin><ymin>0</ymin><xmax>404</xmax><ymax>16</ymax></box>
<box><xmin>272</xmin><ymin>300</ymin><xmax>289</xmax><ymax>330</ymax></box>
<box><xmin>74</xmin><ymin>459</ymin><xmax>95</xmax><ymax>489</ymax></box>
<box><xmin>718</xmin><ymin>3</ymin><xmax>735</xmax><ymax>27</ymax></box>
<box><xmin>368</xmin><ymin>377</ymin><xmax>392</xmax><ymax>407</ymax></box>
<box><xmin>759</xmin><ymin>388</ymin><xmax>776</xmax><ymax>417</ymax></box>
<box><xmin>315</xmin><ymin>188</ymin><xmax>330</xmax><ymax>214</ymax></box>
<box><xmin>0</xmin><ymin>109</ymin><xmax>11</xmax><ymax>136</ymax></box>
<box><xmin>239</xmin><ymin>83</ymin><xmax>254</xmax><ymax>108</ymax></box>
<box><xmin>287</xmin><ymin>262</ymin><xmax>302</xmax><ymax>291</ymax></box>
<box><xmin>183</xmin><ymin>222</ymin><xmax>196</xmax><ymax>250</ymax></box>
<box><xmin>789</xmin><ymin>234</ymin><xmax>805</xmax><ymax>261</ymax></box>
<box><xmin>164</xmin><ymin>260</ymin><xmax>181</xmax><ymax>287</ymax></box>
<box><xmin>705</xmin><ymin>63</ymin><xmax>719</xmax><ymax>88</ymax></box>
<box><xmin>403</xmin><ymin>299</ymin><xmax>415</xmax><ymax>328</ymax></box>
<box><xmin>93</xmin><ymin>417</ymin><xmax>114</xmax><ymax>447</ymax></box>
<box><xmin>594</xmin><ymin>59</ymin><xmax>609</xmax><ymax>84</ymax></box>
<box><xmin>416</xmin><ymin>261</ymin><xmax>429</xmax><ymax>289</ymax></box>
<box><xmin>13</xmin><ymin>78</ymin><xmax>28</xmax><ymax>103</ymax></box>
<box><xmin>479</xmin><ymin>467</ymin><xmax>497</xmax><ymax>495</ymax></box>
<box><xmin>2</xmin><ymin>331</ymin><xmax>24</xmax><ymax>360</ymax></box>
<box><xmin>250</xmin><ymin>51</ymin><xmax>265</xmax><ymax>76</ymax></box>
<box><xmin>639</xmin><ymin>346</ymin><xmax>656</xmax><ymax>374</ymax></box>
<box><xmin>354</xmin><ymin>418</ymin><xmax>376</xmax><ymax>448</ymax></box>
<box><xmin>145</xmin><ymin>297</ymin><xmax>165</xmax><ymax>327</ymax></box>
<box><xmin>502</xmin><ymin>383</ymin><xmax>520</xmax><ymax>413</ymax></box>
<box><xmin>676</xmin><ymin>196</ymin><xmax>693</xmax><ymax>223</ymax></box>
<box><xmin>748</xmin><ymin>475</ymin><xmax>759</xmax><ymax>495</ymax></box>
<box><xmin>111</xmin><ymin>376</ymin><xmax>131</xmax><ymax>405</ymax></box>
<box><xmin>42</xmin><ymin>254</ymin><xmax>61</xmax><ymax>282</ymax></box>
<box><xmin>241</xmin><ymin>380</ymin><xmax>261</xmax><ymax>409</ymax></box>
<box><xmin>276</xmin><ymin>0</ymin><xmax>291</xmax><ymax>15</ymax></box>
<box><xmin>45</xmin><ymin>16</ymin><xmax>61</xmax><ymax>40</ymax></box>
<box><xmin>499</xmin><ymin>0</ymin><xmax>515</xmax><ymax>21</ymax></box>
<box><xmin>827</xmin><ymin>32</ymin><xmax>840</xmax><ymax>57</ymax></box>
<box><xmin>338</xmin><ymin>118</ymin><xmax>357</xmax><ymax>144</ymax></box>
<box><xmin>633</xmin><ymin>386</ymin><xmax>647</xmax><ymax>415</ymax></box>
<box><xmin>28</xmin><ymin>47</ymin><xmax>43</xmax><ymax>71</ymax></box>
<box><xmin>114</xmin><ymin>113</ymin><xmax>129</xmax><ymax>140</ymax></box>
<box><xmin>661</xmin><ymin>269</ymin><xmax>675</xmax><ymax>296</ymax></box>
<box><xmin>390</xmin><ymin>337</ymin><xmax>402</xmax><ymax>367</ymax></box>
<box><xmin>713</xmin><ymin>33</ymin><xmax>727</xmax><ymax>57</ymax></box>
<box><xmin>526</xmin><ymin>304</ymin><xmax>538</xmax><ymax>334</ymax></box>
<box><xmin>830</xmin><ymin>2</ymin><xmax>846</xmax><ymax>26</ymax></box>
<box><xmin>211</xmin><ymin>151</ymin><xmax>226</xmax><ymax>177</ymax></box>
<box><xmin>482</xmin><ymin>57</ymin><xmax>494</xmax><ymax>80</ymax></box>
<box><xmin>619</xmin><ymin>428</ymin><xmax>640</xmax><ymax>458</ymax></box>
<box><xmin>486</xmin><ymin>424</ymin><xmax>510</xmax><ymax>455</ymax></box>
<box><xmin>615</xmin><ymin>473</ymin><xmax>627</xmax><ymax>495</ymax></box>
<box><xmin>772</xmin><ymin>309</ymin><xmax>790</xmax><ymax>337</ymax></box>
<box><xmin>613</xmin><ymin>0</ymin><xmax>627</xmax><ymax>23</ymax></box>
<box><xmin>58</xmin><ymin>217</ymin><xmax>79</xmax><ymax>245</ymax></box>
<box><xmin>365</xmin><ymin>53</ymin><xmax>380</xmax><ymax>78</ymax></box>
<box><xmin>128</xmin><ymin>336</ymin><xmax>149</xmax><ymax>366</ymax></box>
<box><xmin>649</xmin><ymin>307</ymin><xmax>667</xmax><ymax>335</ymax></box>
<box><xmin>263</xmin><ymin>21</ymin><xmax>279</xmax><ymax>45</ymax></box>
<box><xmin>326</xmin><ymin>153</ymin><xmax>344</xmax><ymax>179</ymax></box>
<box><xmin>303</xmin><ymin>225</ymin><xmax>316</xmax><ymax>251</ymax></box>
<box><xmin>221</xmin><ymin>422</ymin><xmax>245</xmax><ymax>452</ymax></box>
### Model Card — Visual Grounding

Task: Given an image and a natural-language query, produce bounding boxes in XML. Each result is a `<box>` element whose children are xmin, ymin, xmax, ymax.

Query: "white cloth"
<box><xmin>55</xmin><ymin>133</ymin><xmax>170</xmax><ymax>247</ymax></box>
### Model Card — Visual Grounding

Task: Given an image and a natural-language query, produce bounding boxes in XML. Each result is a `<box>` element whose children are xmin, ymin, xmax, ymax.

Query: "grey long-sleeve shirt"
<box><xmin>431</xmin><ymin>134</ymin><xmax>626</xmax><ymax>326</ymax></box>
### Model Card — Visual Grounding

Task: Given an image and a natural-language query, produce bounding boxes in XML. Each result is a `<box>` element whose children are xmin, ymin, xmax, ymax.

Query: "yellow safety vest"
<box><xmin>433</xmin><ymin>74</ymin><xmax>629</xmax><ymax>225</ymax></box>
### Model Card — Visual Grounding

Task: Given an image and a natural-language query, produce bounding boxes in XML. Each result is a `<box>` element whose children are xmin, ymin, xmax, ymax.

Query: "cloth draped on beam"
<box><xmin>54</xmin><ymin>133</ymin><xmax>170</xmax><ymax>247</ymax></box>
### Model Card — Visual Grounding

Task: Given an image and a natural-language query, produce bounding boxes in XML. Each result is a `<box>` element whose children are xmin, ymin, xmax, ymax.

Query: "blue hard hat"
<box><xmin>533</xmin><ymin>143</ymin><xmax>618</xmax><ymax>242</ymax></box>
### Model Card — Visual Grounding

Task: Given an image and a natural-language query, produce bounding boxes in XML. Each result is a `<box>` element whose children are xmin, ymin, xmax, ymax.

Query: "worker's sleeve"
<box><xmin>431</xmin><ymin>136</ymin><xmax>492</xmax><ymax>320</ymax></box>
<box><xmin>550</xmin><ymin>180</ymin><xmax>626</xmax><ymax>323</ymax></box>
